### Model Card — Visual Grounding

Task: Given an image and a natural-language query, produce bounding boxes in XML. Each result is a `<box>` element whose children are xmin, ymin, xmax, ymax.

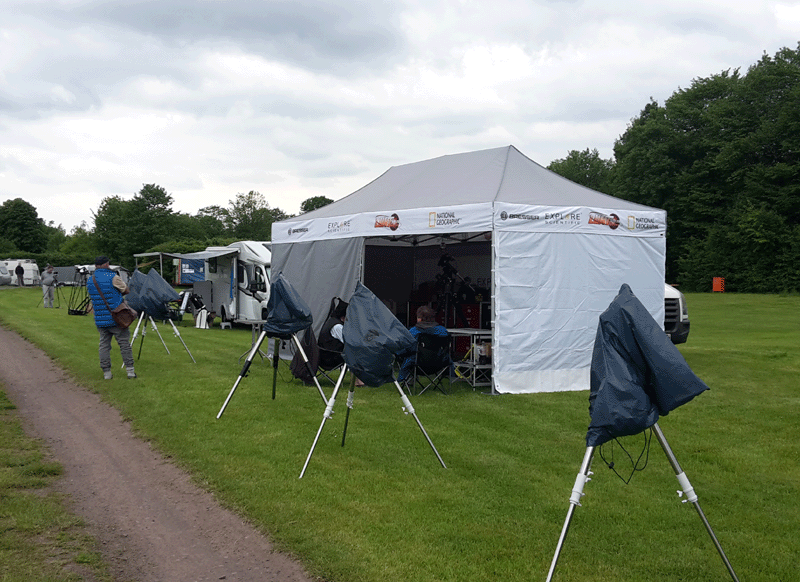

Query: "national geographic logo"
<box><xmin>626</xmin><ymin>216</ymin><xmax>660</xmax><ymax>231</ymax></box>
<box><xmin>429</xmin><ymin>211</ymin><xmax>462</xmax><ymax>227</ymax></box>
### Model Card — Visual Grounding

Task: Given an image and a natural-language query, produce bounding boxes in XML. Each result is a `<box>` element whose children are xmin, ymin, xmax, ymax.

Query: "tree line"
<box><xmin>0</xmin><ymin>189</ymin><xmax>332</xmax><ymax>276</ymax></box>
<box><xmin>548</xmin><ymin>43</ymin><xmax>800</xmax><ymax>293</ymax></box>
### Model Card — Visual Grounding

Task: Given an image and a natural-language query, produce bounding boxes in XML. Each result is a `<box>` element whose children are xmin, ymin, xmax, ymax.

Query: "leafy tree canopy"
<box><xmin>300</xmin><ymin>196</ymin><xmax>334</xmax><ymax>213</ymax></box>
<box><xmin>547</xmin><ymin>148</ymin><xmax>615</xmax><ymax>193</ymax></box>
<box><xmin>0</xmin><ymin>198</ymin><xmax>47</xmax><ymax>253</ymax></box>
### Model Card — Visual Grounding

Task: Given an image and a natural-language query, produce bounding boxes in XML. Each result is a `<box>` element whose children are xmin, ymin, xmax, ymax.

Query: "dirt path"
<box><xmin>0</xmin><ymin>325</ymin><xmax>316</xmax><ymax>582</ymax></box>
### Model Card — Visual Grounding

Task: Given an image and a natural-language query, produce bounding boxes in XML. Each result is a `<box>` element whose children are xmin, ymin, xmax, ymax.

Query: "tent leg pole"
<box><xmin>394</xmin><ymin>380</ymin><xmax>446</xmax><ymax>468</ymax></box>
<box><xmin>291</xmin><ymin>334</ymin><xmax>328</xmax><ymax>404</ymax></box>
<box><xmin>651</xmin><ymin>423</ymin><xmax>739</xmax><ymax>582</ymax></box>
<box><xmin>271</xmin><ymin>338</ymin><xmax>280</xmax><ymax>400</ymax></box>
<box><xmin>341</xmin><ymin>375</ymin><xmax>356</xmax><ymax>447</ymax></box>
<box><xmin>217</xmin><ymin>331</ymin><xmax>268</xmax><ymax>419</ymax></box>
<box><xmin>300</xmin><ymin>365</ymin><xmax>347</xmax><ymax>479</ymax></box>
<box><xmin>546</xmin><ymin>446</ymin><xmax>595</xmax><ymax>582</ymax></box>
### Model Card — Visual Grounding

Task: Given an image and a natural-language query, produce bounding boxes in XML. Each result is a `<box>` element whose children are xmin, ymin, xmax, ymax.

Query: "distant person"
<box><xmin>41</xmin><ymin>265</ymin><xmax>56</xmax><ymax>308</ymax></box>
<box><xmin>318</xmin><ymin>299</ymin><xmax>363</xmax><ymax>386</ymax></box>
<box><xmin>398</xmin><ymin>305</ymin><xmax>450</xmax><ymax>383</ymax></box>
<box><xmin>86</xmin><ymin>256</ymin><xmax>136</xmax><ymax>380</ymax></box>
<box><xmin>14</xmin><ymin>263</ymin><xmax>24</xmax><ymax>286</ymax></box>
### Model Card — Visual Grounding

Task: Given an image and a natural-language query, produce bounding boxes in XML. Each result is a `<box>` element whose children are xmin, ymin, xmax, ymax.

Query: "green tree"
<box><xmin>300</xmin><ymin>196</ymin><xmax>334</xmax><ymax>213</ymax></box>
<box><xmin>221</xmin><ymin>191</ymin><xmax>290</xmax><ymax>240</ymax></box>
<box><xmin>60</xmin><ymin>222</ymin><xmax>99</xmax><ymax>264</ymax></box>
<box><xmin>93</xmin><ymin>184</ymin><xmax>177</xmax><ymax>269</ymax></box>
<box><xmin>613</xmin><ymin>43</ymin><xmax>800</xmax><ymax>291</ymax></box>
<box><xmin>547</xmin><ymin>149</ymin><xmax>614</xmax><ymax>193</ymax></box>
<box><xmin>0</xmin><ymin>198</ymin><xmax>47</xmax><ymax>253</ymax></box>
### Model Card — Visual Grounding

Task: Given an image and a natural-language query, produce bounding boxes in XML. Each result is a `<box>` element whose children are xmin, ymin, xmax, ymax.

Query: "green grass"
<box><xmin>0</xmin><ymin>386</ymin><xmax>111</xmax><ymax>582</ymax></box>
<box><xmin>0</xmin><ymin>286</ymin><xmax>797</xmax><ymax>582</ymax></box>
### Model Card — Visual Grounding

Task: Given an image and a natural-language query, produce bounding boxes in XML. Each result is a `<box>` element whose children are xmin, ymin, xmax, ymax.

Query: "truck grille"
<box><xmin>664</xmin><ymin>298</ymin><xmax>679</xmax><ymax>332</ymax></box>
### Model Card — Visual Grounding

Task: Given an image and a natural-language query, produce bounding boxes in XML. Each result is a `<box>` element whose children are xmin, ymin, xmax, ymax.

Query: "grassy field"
<box><xmin>0</xmin><ymin>287</ymin><xmax>797</xmax><ymax>582</ymax></box>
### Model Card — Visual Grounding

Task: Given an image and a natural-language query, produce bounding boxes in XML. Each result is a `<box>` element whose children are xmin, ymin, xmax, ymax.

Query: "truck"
<box><xmin>664</xmin><ymin>283</ymin><xmax>690</xmax><ymax>344</ymax></box>
<box><xmin>169</xmin><ymin>241</ymin><xmax>271</xmax><ymax>323</ymax></box>
<box><xmin>2</xmin><ymin>259</ymin><xmax>41</xmax><ymax>286</ymax></box>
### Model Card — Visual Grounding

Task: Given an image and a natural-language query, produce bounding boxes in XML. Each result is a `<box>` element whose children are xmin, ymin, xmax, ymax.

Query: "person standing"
<box><xmin>14</xmin><ymin>263</ymin><xmax>24</xmax><ymax>286</ymax></box>
<box><xmin>86</xmin><ymin>256</ymin><xmax>137</xmax><ymax>380</ymax></box>
<box><xmin>41</xmin><ymin>265</ymin><xmax>56</xmax><ymax>308</ymax></box>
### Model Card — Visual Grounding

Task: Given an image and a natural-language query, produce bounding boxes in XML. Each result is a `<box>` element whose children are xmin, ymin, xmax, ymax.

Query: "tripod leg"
<box><xmin>137</xmin><ymin>321</ymin><xmax>147</xmax><ymax>360</ymax></box>
<box><xmin>149</xmin><ymin>317</ymin><xmax>170</xmax><ymax>354</ymax></box>
<box><xmin>300</xmin><ymin>365</ymin><xmax>347</xmax><ymax>479</ymax></box>
<box><xmin>341</xmin><ymin>375</ymin><xmax>356</xmax><ymax>447</ymax></box>
<box><xmin>546</xmin><ymin>446</ymin><xmax>595</xmax><ymax>582</ymax></box>
<box><xmin>290</xmin><ymin>334</ymin><xmax>329</xmax><ymax>404</ymax></box>
<box><xmin>169</xmin><ymin>319</ymin><xmax>195</xmax><ymax>363</ymax></box>
<box><xmin>217</xmin><ymin>331</ymin><xmax>268</xmax><ymax>419</ymax></box>
<box><xmin>393</xmin><ymin>380</ymin><xmax>446</xmax><ymax>468</ymax></box>
<box><xmin>651</xmin><ymin>423</ymin><xmax>740</xmax><ymax>582</ymax></box>
<box><xmin>271</xmin><ymin>338</ymin><xmax>280</xmax><ymax>400</ymax></box>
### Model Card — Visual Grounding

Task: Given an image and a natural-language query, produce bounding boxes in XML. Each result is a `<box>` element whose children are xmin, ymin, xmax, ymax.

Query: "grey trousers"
<box><xmin>42</xmin><ymin>285</ymin><xmax>54</xmax><ymax>308</ymax></box>
<box><xmin>98</xmin><ymin>325</ymin><xmax>135</xmax><ymax>371</ymax></box>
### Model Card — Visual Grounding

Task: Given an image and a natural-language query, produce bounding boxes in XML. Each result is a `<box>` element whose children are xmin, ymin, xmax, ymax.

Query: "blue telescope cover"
<box><xmin>586</xmin><ymin>284</ymin><xmax>709</xmax><ymax>447</ymax></box>
<box><xmin>342</xmin><ymin>283</ymin><xmax>416</xmax><ymax>387</ymax></box>
<box><xmin>126</xmin><ymin>269</ymin><xmax>180</xmax><ymax>319</ymax></box>
<box><xmin>262</xmin><ymin>273</ymin><xmax>313</xmax><ymax>338</ymax></box>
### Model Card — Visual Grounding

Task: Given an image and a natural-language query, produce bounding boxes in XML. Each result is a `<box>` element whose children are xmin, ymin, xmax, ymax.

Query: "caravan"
<box><xmin>167</xmin><ymin>241</ymin><xmax>272</xmax><ymax>323</ymax></box>
<box><xmin>2</xmin><ymin>259</ymin><xmax>41</xmax><ymax>286</ymax></box>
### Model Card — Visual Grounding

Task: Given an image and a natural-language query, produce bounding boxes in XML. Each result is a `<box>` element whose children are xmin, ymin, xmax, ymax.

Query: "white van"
<box><xmin>2</xmin><ymin>259</ymin><xmax>41</xmax><ymax>286</ymax></box>
<box><xmin>664</xmin><ymin>283</ymin><xmax>690</xmax><ymax>344</ymax></box>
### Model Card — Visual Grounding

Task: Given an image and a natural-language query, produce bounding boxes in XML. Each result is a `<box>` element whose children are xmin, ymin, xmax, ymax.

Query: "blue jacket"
<box><xmin>88</xmin><ymin>268</ymin><xmax>124</xmax><ymax>328</ymax></box>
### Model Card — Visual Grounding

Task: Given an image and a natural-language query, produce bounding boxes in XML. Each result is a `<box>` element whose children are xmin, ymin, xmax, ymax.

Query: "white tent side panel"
<box><xmin>492</xmin><ymin>205</ymin><xmax>666</xmax><ymax>394</ymax></box>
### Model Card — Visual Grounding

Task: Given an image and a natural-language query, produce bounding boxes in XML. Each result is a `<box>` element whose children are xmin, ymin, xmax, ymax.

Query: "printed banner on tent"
<box><xmin>494</xmin><ymin>203</ymin><xmax>666</xmax><ymax>236</ymax></box>
<box><xmin>272</xmin><ymin>203</ymin><xmax>493</xmax><ymax>243</ymax></box>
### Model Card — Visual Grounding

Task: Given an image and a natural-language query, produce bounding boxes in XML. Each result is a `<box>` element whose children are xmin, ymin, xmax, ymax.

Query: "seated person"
<box><xmin>397</xmin><ymin>305</ymin><xmax>450</xmax><ymax>383</ymax></box>
<box><xmin>318</xmin><ymin>300</ymin><xmax>348</xmax><ymax>369</ymax></box>
<box><xmin>318</xmin><ymin>299</ymin><xmax>364</xmax><ymax>386</ymax></box>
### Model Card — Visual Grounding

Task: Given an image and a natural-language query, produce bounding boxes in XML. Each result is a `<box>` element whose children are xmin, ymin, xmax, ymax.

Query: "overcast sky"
<box><xmin>1</xmin><ymin>0</ymin><xmax>798</xmax><ymax>233</ymax></box>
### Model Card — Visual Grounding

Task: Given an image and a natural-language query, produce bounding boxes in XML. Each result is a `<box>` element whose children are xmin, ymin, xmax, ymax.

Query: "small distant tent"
<box><xmin>271</xmin><ymin>145</ymin><xmax>666</xmax><ymax>394</ymax></box>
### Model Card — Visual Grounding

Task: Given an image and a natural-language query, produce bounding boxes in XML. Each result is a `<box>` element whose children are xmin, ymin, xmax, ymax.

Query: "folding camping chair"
<box><xmin>315</xmin><ymin>297</ymin><xmax>347</xmax><ymax>385</ymax></box>
<box><xmin>408</xmin><ymin>332</ymin><xmax>451</xmax><ymax>395</ymax></box>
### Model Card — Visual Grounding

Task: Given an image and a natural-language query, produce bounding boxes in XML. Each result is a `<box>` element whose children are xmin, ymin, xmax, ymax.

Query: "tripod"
<box><xmin>299</xmin><ymin>363</ymin><xmax>447</xmax><ymax>478</ymax></box>
<box><xmin>128</xmin><ymin>311</ymin><xmax>196</xmax><ymax>363</ymax></box>
<box><xmin>216</xmin><ymin>329</ymin><xmax>329</xmax><ymax>419</ymax></box>
<box><xmin>436</xmin><ymin>254</ymin><xmax>473</xmax><ymax>328</ymax></box>
<box><xmin>67</xmin><ymin>270</ymin><xmax>92</xmax><ymax>315</ymax></box>
<box><xmin>546</xmin><ymin>422</ymin><xmax>739</xmax><ymax>582</ymax></box>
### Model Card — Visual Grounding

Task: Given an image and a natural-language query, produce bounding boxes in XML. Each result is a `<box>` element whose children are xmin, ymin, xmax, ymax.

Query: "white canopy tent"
<box><xmin>271</xmin><ymin>145</ymin><xmax>666</xmax><ymax>394</ymax></box>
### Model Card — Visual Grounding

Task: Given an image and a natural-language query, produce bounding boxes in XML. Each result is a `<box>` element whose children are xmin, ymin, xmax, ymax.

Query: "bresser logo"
<box><xmin>327</xmin><ymin>219</ymin><xmax>351</xmax><ymax>234</ymax></box>
<box><xmin>499</xmin><ymin>211</ymin><xmax>540</xmax><ymax>221</ymax></box>
<box><xmin>375</xmin><ymin>213</ymin><xmax>400</xmax><ymax>230</ymax></box>
<box><xmin>429</xmin><ymin>211</ymin><xmax>462</xmax><ymax>227</ymax></box>
<box><xmin>287</xmin><ymin>227</ymin><xmax>309</xmax><ymax>235</ymax></box>
<box><xmin>588</xmin><ymin>211</ymin><xmax>620</xmax><ymax>230</ymax></box>
<box><xmin>626</xmin><ymin>215</ymin><xmax>660</xmax><ymax>231</ymax></box>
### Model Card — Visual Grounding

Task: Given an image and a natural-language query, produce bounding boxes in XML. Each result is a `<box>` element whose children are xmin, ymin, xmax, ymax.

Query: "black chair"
<box><xmin>315</xmin><ymin>297</ymin><xmax>348</xmax><ymax>385</ymax></box>
<box><xmin>410</xmin><ymin>332</ymin><xmax>451</xmax><ymax>395</ymax></box>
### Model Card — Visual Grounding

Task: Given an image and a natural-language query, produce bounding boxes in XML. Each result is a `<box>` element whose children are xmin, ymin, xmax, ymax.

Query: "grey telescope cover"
<box><xmin>586</xmin><ymin>284</ymin><xmax>709</xmax><ymax>447</ymax></box>
<box><xmin>126</xmin><ymin>269</ymin><xmax>180</xmax><ymax>319</ymax></box>
<box><xmin>342</xmin><ymin>283</ymin><xmax>416</xmax><ymax>387</ymax></box>
<box><xmin>262</xmin><ymin>272</ymin><xmax>313</xmax><ymax>338</ymax></box>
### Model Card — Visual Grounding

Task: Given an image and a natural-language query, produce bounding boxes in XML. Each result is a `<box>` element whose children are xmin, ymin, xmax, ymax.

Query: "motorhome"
<box><xmin>2</xmin><ymin>259</ymin><xmax>41</xmax><ymax>286</ymax></box>
<box><xmin>189</xmin><ymin>241</ymin><xmax>271</xmax><ymax>322</ymax></box>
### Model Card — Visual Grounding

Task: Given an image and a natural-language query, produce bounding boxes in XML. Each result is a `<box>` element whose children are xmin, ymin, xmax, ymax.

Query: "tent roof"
<box><xmin>281</xmin><ymin>145</ymin><xmax>658</xmax><ymax>223</ymax></box>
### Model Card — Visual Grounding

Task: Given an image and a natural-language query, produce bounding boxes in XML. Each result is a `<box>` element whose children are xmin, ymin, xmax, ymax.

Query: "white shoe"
<box><xmin>103</xmin><ymin>371</ymin><xmax>113</xmax><ymax>380</ymax></box>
